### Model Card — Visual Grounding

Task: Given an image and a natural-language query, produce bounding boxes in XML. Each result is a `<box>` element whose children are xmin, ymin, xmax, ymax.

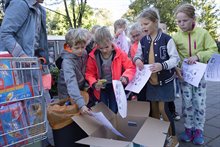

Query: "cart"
<box><xmin>0</xmin><ymin>56</ymin><xmax>47</xmax><ymax>147</ymax></box>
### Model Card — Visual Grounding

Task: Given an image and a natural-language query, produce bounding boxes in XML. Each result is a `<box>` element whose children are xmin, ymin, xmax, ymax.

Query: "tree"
<box><xmin>46</xmin><ymin>4</ymin><xmax>100</xmax><ymax>35</ymax></box>
<box><xmin>45</xmin><ymin>0</ymin><xmax>88</xmax><ymax>28</ymax></box>
<box><xmin>125</xmin><ymin>0</ymin><xmax>219</xmax><ymax>38</ymax></box>
<box><xmin>193</xmin><ymin>0</ymin><xmax>219</xmax><ymax>39</ymax></box>
<box><xmin>124</xmin><ymin>0</ymin><xmax>191</xmax><ymax>33</ymax></box>
<box><xmin>124</xmin><ymin>0</ymin><xmax>190</xmax><ymax>32</ymax></box>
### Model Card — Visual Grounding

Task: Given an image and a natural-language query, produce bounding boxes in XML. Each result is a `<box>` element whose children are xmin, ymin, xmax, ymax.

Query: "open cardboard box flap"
<box><xmin>72</xmin><ymin>101</ymin><xmax>169</xmax><ymax>147</ymax></box>
<box><xmin>133</xmin><ymin>117</ymin><xmax>169</xmax><ymax>146</ymax></box>
<box><xmin>76</xmin><ymin>136</ymin><xmax>130</xmax><ymax>147</ymax></box>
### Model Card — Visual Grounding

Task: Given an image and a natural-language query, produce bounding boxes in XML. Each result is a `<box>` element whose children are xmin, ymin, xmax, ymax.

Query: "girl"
<box><xmin>85</xmin><ymin>26</ymin><xmax>136</xmax><ymax>113</ymax></box>
<box><xmin>173</xmin><ymin>3</ymin><xmax>218</xmax><ymax>145</ymax></box>
<box><xmin>133</xmin><ymin>8</ymin><xmax>180</xmax><ymax>147</ymax></box>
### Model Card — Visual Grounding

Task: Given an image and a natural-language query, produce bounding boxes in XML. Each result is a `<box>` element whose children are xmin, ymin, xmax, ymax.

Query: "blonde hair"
<box><xmin>114</xmin><ymin>18</ymin><xmax>128</xmax><ymax>33</ymax></box>
<box><xmin>128</xmin><ymin>22</ymin><xmax>142</xmax><ymax>39</ymax></box>
<box><xmin>91</xmin><ymin>25</ymin><xmax>101</xmax><ymax>34</ymax></box>
<box><xmin>94</xmin><ymin>26</ymin><xmax>113</xmax><ymax>47</ymax></box>
<box><xmin>174</xmin><ymin>3</ymin><xmax>195</xmax><ymax>19</ymax></box>
<box><xmin>65</xmin><ymin>28</ymin><xmax>89</xmax><ymax>47</ymax></box>
<box><xmin>137</xmin><ymin>7</ymin><xmax>160</xmax><ymax>24</ymax></box>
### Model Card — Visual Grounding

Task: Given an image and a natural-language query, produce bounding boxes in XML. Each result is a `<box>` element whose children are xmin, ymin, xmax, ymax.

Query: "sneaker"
<box><xmin>173</xmin><ymin>112</ymin><xmax>181</xmax><ymax>121</ymax></box>
<box><xmin>180</xmin><ymin>128</ymin><xmax>194</xmax><ymax>142</ymax></box>
<box><xmin>165</xmin><ymin>136</ymin><xmax>179</xmax><ymax>147</ymax></box>
<box><xmin>193</xmin><ymin>129</ymin><xmax>204</xmax><ymax>145</ymax></box>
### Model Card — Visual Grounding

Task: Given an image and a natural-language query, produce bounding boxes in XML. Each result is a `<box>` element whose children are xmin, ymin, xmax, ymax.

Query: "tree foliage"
<box><xmin>46</xmin><ymin>1</ymin><xmax>112</xmax><ymax>35</ymax></box>
<box><xmin>124</xmin><ymin>0</ymin><xmax>191</xmax><ymax>33</ymax></box>
<box><xmin>192</xmin><ymin>0</ymin><xmax>219</xmax><ymax>39</ymax></box>
<box><xmin>124</xmin><ymin>0</ymin><xmax>219</xmax><ymax>38</ymax></box>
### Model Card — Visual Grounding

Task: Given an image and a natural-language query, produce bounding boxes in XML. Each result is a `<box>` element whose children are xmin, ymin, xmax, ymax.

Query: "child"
<box><xmin>86</xmin><ymin>25</ymin><xmax>101</xmax><ymax>54</ymax></box>
<box><xmin>127</xmin><ymin>22</ymin><xmax>146</xmax><ymax>101</ymax></box>
<box><xmin>85</xmin><ymin>26</ymin><xmax>136</xmax><ymax>113</ymax></box>
<box><xmin>159</xmin><ymin>22</ymin><xmax>181</xmax><ymax>121</ymax></box>
<box><xmin>133</xmin><ymin>8</ymin><xmax>180</xmax><ymax>147</ymax></box>
<box><xmin>56</xmin><ymin>28</ymin><xmax>91</xmax><ymax>147</ymax></box>
<box><xmin>173</xmin><ymin>3</ymin><xmax>218</xmax><ymax>145</ymax></box>
<box><xmin>113</xmin><ymin>18</ymin><xmax>130</xmax><ymax>54</ymax></box>
<box><xmin>128</xmin><ymin>22</ymin><xmax>143</xmax><ymax>59</ymax></box>
<box><xmin>57</xmin><ymin>28</ymin><xmax>90</xmax><ymax>114</ymax></box>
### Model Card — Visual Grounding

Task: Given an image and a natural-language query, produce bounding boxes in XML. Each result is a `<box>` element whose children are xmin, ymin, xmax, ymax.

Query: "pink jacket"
<box><xmin>85</xmin><ymin>44</ymin><xmax>136</xmax><ymax>99</ymax></box>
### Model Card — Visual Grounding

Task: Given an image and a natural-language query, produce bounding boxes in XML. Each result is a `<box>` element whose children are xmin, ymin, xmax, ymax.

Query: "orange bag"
<box><xmin>47</xmin><ymin>91</ymin><xmax>89</xmax><ymax>130</ymax></box>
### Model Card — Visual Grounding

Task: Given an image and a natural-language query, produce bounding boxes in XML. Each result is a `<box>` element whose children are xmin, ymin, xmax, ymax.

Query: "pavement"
<box><xmin>175</xmin><ymin>81</ymin><xmax>220</xmax><ymax>147</ymax></box>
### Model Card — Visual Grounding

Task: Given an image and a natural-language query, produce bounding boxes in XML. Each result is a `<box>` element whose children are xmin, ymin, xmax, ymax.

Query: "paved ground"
<box><xmin>175</xmin><ymin>81</ymin><xmax>220</xmax><ymax>147</ymax></box>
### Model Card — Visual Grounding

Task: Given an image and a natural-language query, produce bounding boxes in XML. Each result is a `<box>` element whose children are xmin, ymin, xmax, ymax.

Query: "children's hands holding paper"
<box><xmin>186</xmin><ymin>55</ymin><xmax>199</xmax><ymax>65</ymax></box>
<box><xmin>135</xmin><ymin>59</ymin><xmax>144</xmax><ymax>70</ymax></box>
<box><xmin>149</xmin><ymin>63</ymin><xmax>162</xmax><ymax>73</ymax></box>
<box><xmin>120</xmin><ymin>76</ymin><xmax>128</xmax><ymax>85</ymax></box>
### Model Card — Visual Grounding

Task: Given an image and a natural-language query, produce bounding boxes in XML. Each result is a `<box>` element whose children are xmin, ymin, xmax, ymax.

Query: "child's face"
<box><xmin>176</xmin><ymin>12</ymin><xmax>195</xmax><ymax>32</ymax></box>
<box><xmin>71</xmin><ymin>42</ymin><xmax>86</xmax><ymax>57</ymax></box>
<box><xmin>139</xmin><ymin>18</ymin><xmax>158</xmax><ymax>36</ymax></box>
<box><xmin>130</xmin><ymin>30</ymin><xmax>142</xmax><ymax>42</ymax></box>
<box><xmin>97</xmin><ymin>41</ymin><xmax>113</xmax><ymax>57</ymax></box>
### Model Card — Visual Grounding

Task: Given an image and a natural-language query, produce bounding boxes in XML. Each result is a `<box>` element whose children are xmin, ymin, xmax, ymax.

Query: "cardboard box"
<box><xmin>72</xmin><ymin>101</ymin><xmax>169</xmax><ymax>147</ymax></box>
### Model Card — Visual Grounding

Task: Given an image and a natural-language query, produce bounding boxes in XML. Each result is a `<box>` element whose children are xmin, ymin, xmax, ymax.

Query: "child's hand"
<box><xmin>120</xmin><ymin>76</ymin><xmax>128</xmax><ymax>85</ymax></box>
<box><xmin>175</xmin><ymin>67</ymin><xmax>184</xmax><ymax>81</ymax></box>
<box><xmin>80</xmin><ymin>105</ymin><xmax>91</xmax><ymax>115</ymax></box>
<box><xmin>187</xmin><ymin>55</ymin><xmax>199</xmax><ymax>64</ymax></box>
<box><xmin>95</xmin><ymin>79</ymin><xmax>107</xmax><ymax>90</ymax></box>
<box><xmin>135</xmin><ymin>59</ymin><xmax>144</xmax><ymax>70</ymax></box>
<box><xmin>150</xmin><ymin>63</ymin><xmax>162</xmax><ymax>73</ymax></box>
<box><xmin>115</xmin><ymin>28</ymin><xmax>124</xmax><ymax>37</ymax></box>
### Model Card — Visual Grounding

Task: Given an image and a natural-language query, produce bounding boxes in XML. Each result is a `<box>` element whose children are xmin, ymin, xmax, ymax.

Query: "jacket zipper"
<box><xmin>188</xmin><ymin>33</ymin><xmax>192</xmax><ymax>56</ymax></box>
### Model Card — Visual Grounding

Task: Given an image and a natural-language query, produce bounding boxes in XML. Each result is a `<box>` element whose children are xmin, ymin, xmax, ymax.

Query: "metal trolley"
<box><xmin>0</xmin><ymin>56</ymin><xmax>47</xmax><ymax>147</ymax></box>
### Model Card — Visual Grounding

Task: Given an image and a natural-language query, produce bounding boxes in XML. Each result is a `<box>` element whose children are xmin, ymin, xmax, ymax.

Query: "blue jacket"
<box><xmin>134</xmin><ymin>31</ymin><xmax>180</xmax><ymax>85</ymax></box>
<box><xmin>0</xmin><ymin>0</ymin><xmax>48</xmax><ymax>59</ymax></box>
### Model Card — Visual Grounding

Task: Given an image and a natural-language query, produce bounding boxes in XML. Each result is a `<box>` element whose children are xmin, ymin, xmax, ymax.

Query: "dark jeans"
<box><xmin>53</xmin><ymin>122</ymin><xmax>88</xmax><ymax>147</ymax></box>
<box><xmin>100</xmin><ymin>83</ymin><xmax>118</xmax><ymax>113</ymax></box>
<box><xmin>168</xmin><ymin>101</ymin><xmax>176</xmax><ymax>114</ymax></box>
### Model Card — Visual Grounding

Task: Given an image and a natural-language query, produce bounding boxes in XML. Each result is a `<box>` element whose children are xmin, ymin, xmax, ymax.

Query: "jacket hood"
<box><xmin>61</xmin><ymin>49</ymin><xmax>87</xmax><ymax>59</ymax></box>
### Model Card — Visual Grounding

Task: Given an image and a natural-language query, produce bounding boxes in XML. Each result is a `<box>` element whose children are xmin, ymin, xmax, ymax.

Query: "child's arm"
<box><xmin>133</xmin><ymin>42</ymin><xmax>144</xmax><ymax>70</ymax></box>
<box><xmin>161</xmin><ymin>38</ymin><xmax>180</xmax><ymax>70</ymax></box>
<box><xmin>121</xmin><ymin>52</ymin><xmax>136</xmax><ymax>84</ymax></box>
<box><xmin>85</xmin><ymin>56</ymin><xmax>99</xmax><ymax>88</ymax></box>
<box><xmin>196</xmin><ymin>30</ymin><xmax>218</xmax><ymax>63</ymax></box>
<box><xmin>62</xmin><ymin>59</ymin><xmax>86</xmax><ymax>109</ymax></box>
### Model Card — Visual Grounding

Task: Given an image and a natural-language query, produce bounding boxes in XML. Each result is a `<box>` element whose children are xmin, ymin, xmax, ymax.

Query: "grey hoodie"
<box><xmin>57</xmin><ymin>49</ymin><xmax>88</xmax><ymax>108</ymax></box>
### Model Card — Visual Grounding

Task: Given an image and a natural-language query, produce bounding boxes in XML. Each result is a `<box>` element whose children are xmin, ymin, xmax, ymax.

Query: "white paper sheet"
<box><xmin>182</xmin><ymin>59</ymin><xmax>207</xmax><ymax>87</ymax></box>
<box><xmin>125</xmin><ymin>65</ymin><xmax>151</xmax><ymax>93</ymax></box>
<box><xmin>205</xmin><ymin>54</ymin><xmax>220</xmax><ymax>81</ymax></box>
<box><xmin>114</xmin><ymin>31</ymin><xmax>130</xmax><ymax>54</ymax></box>
<box><xmin>112</xmin><ymin>80</ymin><xmax>127</xmax><ymax>118</ymax></box>
<box><xmin>91</xmin><ymin>112</ymin><xmax>125</xmax><ymax>138</ymax></box>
